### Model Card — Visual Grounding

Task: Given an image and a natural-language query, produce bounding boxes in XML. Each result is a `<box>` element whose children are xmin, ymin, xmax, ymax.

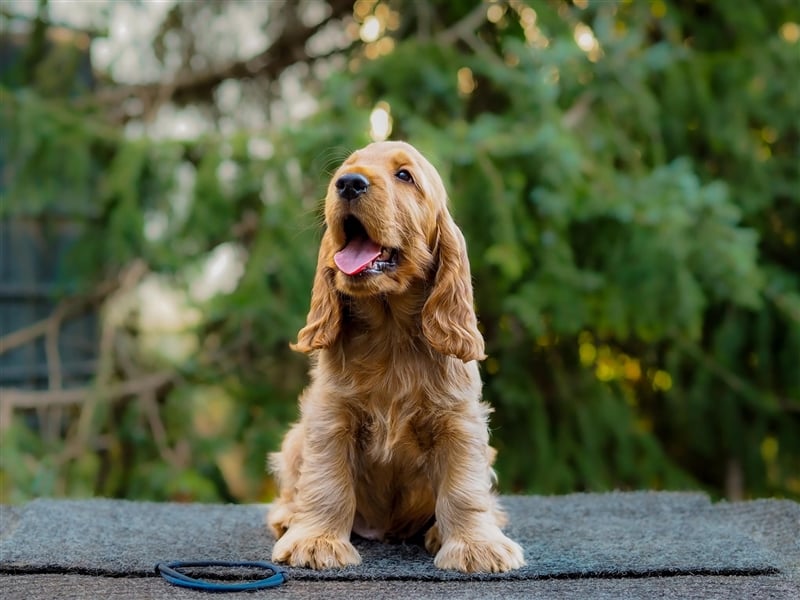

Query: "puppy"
<box><xmin>268</xmin><ymin>141</ymin><xmax>524</xmax><ymax>573</ymax></box>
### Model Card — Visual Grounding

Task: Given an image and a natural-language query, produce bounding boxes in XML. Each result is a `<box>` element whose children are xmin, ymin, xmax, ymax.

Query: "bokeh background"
<box><xmin>1</xmin><ymin>0</ymin><xmax>798</xmax><ymax>504</ymax></box>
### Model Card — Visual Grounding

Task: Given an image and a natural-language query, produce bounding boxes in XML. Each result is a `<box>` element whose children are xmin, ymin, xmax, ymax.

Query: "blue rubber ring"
<box><xmin>155</xmin><ymin>560</ymin><xmax>288</xmax><ymax>591</ymax></box>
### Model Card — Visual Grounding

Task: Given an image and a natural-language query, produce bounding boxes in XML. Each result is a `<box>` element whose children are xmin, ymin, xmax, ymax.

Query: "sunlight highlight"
<box><xmin>457</xmin><ymin>67</ymin><xmax>477</xmax><ymax>95</ymax></box>
<box><xmin>487</xmin><ymin>4</ymin><xmax>506</xmax><ymax>24</ymax></box>
<box><xmin>780</xmin><ymin>22</ymin><xmax>800</xmax><ymax>43</ymax></box>
<box><xmin>509</xmin><ymin>2</ymin><xmax>546</xmax><ymax>48</ymax></box>
<box><xmin>360</xmin><ymin>15</ymin><xmax>381</xmax><ymax>43</ymax></box>
<box><xmin>369</xmin><ymin>102</ymin><xmax>392</xmax><ymax>141</ymax></box>
<box><xmin>573</xmin><ymin>22</ymin><xmax>602</xmax><ymax>62</ymax></box>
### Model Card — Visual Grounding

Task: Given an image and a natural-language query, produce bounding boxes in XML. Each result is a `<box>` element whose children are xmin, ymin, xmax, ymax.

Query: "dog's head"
<box><xmin>292</xmin><ymin>141</ymin><xmax>485</xmax><ymax>362</ymax></box>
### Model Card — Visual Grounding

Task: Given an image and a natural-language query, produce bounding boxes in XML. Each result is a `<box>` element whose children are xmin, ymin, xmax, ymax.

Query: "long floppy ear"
<box><xmin>422</xmin><ymin>211</ymin><xmax>486</xmax><ymax>362</ymax></box>
<box><xmin>291</xmin><ymin>232</ymin><xmax>342</xmax><ymax>353</ymax></box>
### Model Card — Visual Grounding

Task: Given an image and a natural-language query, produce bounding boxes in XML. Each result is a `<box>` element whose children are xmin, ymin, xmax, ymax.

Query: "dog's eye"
<box><xmin>395</xmin><ymin>169</ymin><xmax>414</xmax><ymax>183</ymax></box>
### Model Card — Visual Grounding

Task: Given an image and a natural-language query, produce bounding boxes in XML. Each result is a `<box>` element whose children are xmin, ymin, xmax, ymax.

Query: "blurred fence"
<box><xmin>0</xmin><ymin>218</ymin><xmax>98</xmax><ymax>390</ymax></box>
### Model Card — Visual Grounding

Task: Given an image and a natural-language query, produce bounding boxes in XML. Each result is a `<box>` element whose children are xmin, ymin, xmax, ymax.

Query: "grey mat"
<box><xmin>4</xmin><ymin>574</ymin><xmax>800</xmax><ymax>600</ymax></box>
<box><xmin>0</xmin><ymin>492</ymin><xmax>791</xmax><ymax>582</ymax></box>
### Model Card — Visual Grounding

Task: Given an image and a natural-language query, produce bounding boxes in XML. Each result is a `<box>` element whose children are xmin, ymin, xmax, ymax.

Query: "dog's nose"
<box><xmin>335</xmin><ymin>173</ymin><xmax>370</xmax><ymax>201</ymax></box>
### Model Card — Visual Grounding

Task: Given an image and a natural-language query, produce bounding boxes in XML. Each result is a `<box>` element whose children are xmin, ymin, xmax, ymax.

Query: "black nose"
<box><xmin>335</xmin><ymin>173</ymin><xmax>370</xmax><ymax>201</ymax></box>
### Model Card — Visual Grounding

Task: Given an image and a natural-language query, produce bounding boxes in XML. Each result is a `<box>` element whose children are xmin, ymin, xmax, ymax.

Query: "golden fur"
<box><xmin>267</xmin><ymin>141</ymin><xmax>524</xmax><ymax>573</ymax></box>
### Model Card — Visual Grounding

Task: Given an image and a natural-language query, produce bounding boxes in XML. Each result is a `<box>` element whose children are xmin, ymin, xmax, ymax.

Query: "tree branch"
<box><xmin>0</xmin><ymin>369</ymin><xmax>174</xmax><ymax>435</ymax></box>
<box><xmin>436</xmin><ymin>3</ymin><xmax>488</xmax><ymax>46</ymax></box>
<box><xmin>562</xmin><ymin>92</ymin><xmax>595</xmax><ymax>130</ymax></box>
<box><xmin>90</xmin><ymin>0</ymin><xmax>354</xmax><ymax>118</ymax></box>
<box><xmin>0</xmin><ymin>260</ymin><xmax>147</xmax><ymax>356</ymax></box>
<box><xmin>0</xmin><ymin>371</ymin><xmax>174</xmax><ymax>411</ymax></box>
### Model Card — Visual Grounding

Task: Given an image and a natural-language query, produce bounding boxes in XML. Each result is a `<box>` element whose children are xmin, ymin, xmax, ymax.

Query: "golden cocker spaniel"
<box><xmin>268</xmin><ymin>141</ymin><xmax>524</xmax><ymax>573</ymax></box>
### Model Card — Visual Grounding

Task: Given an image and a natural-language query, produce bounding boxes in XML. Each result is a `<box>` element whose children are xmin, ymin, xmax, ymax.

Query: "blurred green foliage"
<box><xmin>1</xmin><ymin>0</ymin><xmax>798</xmax><ymax>503</ymax></box>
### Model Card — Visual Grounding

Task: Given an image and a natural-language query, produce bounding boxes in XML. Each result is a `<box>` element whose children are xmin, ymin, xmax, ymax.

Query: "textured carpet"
<box><xmin>1</xmin><ymin>492</ymin><xmax>792</xmax><ymax>583</ymax></box>
<box><xmin>4</xmin><ymin>574</ymin><xmax>800</xmax><ymax>600</ymax></box>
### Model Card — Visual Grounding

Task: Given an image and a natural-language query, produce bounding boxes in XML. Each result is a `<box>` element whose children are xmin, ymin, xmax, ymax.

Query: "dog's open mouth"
<box><xmin>334</xmin><ymin>216</ymin><xmax>398</xmax><ymax>276</ymax></box>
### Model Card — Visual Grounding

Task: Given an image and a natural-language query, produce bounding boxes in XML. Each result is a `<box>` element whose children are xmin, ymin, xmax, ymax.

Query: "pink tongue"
<box><xmin>334</xmin><ymin>238</ymin><xmax>382</xmax><ymax>275</ymax></box>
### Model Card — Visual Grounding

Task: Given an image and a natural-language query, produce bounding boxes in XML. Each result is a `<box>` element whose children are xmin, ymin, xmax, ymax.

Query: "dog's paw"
<box><xmin>266</xmin><ymin>503</ymin><xmax>293</xmax><ymax>538</ymax></box>
<box><xmin>272</xmin><ymin>529</ymin><xmax>361</xmax><ymax>570</ymax></box>
<box><xmin>424</xmin><ymin>522</ymin><xmax>442</xmax><ymax>555</ymax></box>
<box><xmin>434</xmin><ymin>530</ymin><xmax>525</xmax><ymax>573</ymax></box>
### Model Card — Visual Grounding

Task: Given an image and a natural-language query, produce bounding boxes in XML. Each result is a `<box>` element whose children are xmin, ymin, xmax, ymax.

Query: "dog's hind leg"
<box><xmin>266</xmin><ymin>422</ymin><xmax>304</xmax><ymax>538</ymax></box>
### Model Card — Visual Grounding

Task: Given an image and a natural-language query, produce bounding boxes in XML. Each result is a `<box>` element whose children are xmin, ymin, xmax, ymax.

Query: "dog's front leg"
<box><xmin>428</xmin><ymin>407</ymin><xmax>525</xmax><ymax>573</ymax></box>
<box><xmin>271</xmin><ymin>411</ymin><xmax>361</xmax><ymax>569</ymax></box>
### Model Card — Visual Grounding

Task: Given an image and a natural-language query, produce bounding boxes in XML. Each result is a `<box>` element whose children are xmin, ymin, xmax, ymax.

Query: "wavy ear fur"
<box><xmin>291</xmin><ymin>233</ymin><xmax>342</xmax><ymax>353</ymax></box>
<box><xmin>422</xmin><ymin>211</ymin><xmax>486</xmax><ymax>362</ymax></box>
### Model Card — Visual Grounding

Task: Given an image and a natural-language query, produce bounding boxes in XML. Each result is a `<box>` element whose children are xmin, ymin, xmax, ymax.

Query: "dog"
<box><xmin>267</xmin><ymin>141</ymin><xmax>524</xmax><ymax>573</ymax></box>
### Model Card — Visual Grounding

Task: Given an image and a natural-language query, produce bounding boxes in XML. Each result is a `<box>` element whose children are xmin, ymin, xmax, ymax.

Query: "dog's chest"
<box><xmin>326</xmin><ymin>332</ymin><xmax>474</xmax><ymax>464</ymax></box>
<box><xmin>342</xmin><ymin>330</ymin><xmax>440</xmax><ymax>391</ymax></box>
<box><xmin>353</xmin><ymin>396</ymin><xmax>434</xmax><ymax>466</ymax></box>
<box><xmin>343</xmin><ymin>353</ymin><xmax>439</xmax><ymax>465</ymax></box>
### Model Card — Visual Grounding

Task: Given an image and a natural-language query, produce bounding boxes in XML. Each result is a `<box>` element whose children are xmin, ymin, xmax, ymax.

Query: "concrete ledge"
<box><xmin>1</xmin><ymin>492</ymin><xmax>798</xmax><ymax>599</ymax></box>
